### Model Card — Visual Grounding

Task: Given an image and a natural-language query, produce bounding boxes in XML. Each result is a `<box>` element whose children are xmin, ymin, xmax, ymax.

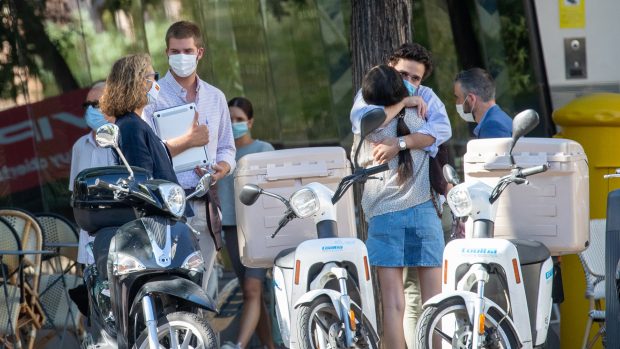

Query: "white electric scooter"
<box><xmin>416</xmin><ymin>110</ymin><xmax>554</xmax><ymax>349</ymax></box>
<box><xmin>238</xmin><ymin>109</ymin><xmax>388</xmax><ymax>349</ymax></box>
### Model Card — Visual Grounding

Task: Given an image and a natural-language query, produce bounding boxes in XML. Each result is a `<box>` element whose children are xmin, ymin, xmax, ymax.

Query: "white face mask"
<box><xmin>169</xmin><ymin>54</ymin><xmax>198</xmax><ymax>77</ymax></box>
<box><xmin>146</xmin><ymin>80</ymin><xmax>160</xmax><ymax>105</ymax></box>
<box><xmin>455</xmin><ymin>95</ymin><xmax>475</xmax><ymax>123</ymax></box>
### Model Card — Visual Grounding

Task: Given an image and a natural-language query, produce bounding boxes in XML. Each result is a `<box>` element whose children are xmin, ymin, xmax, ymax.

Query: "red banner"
<box><xmin>0</xmin><ymin>88</ymin><xmax>90</xmax><ymax>195</ymax></box>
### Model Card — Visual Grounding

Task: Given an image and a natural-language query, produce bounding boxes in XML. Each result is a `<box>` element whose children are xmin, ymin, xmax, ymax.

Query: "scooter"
<box><xmin>415</xmin><ymin>110</ymin><xmax>553</xmax><ymax>349</ymax></box>
<box><xmin>238</xmin><ymin>109</ymin><xmax>388</xmax><ymax>349</ymax></box>
<box><xmin>71</xmin><ymin>123</ymin><xmax>218</xmax><ymax>349</ymax></box>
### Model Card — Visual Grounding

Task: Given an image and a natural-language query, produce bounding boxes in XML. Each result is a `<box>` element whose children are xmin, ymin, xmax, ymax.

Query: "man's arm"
<box><xmin>142</xmin><ymin>104</ymin><xmax>209</xmax><ymax>157</ymax></box>
<box><xmin>350</xmin><ymin>89</ymin><xmax>428</xmax><ymax>134</ymax></box>
<box><xmin>165</xmin><ymin>112</ymin><xmax>210</xmax><ymax>157</ymax></box>
<box><xmin>415</xmin><ymin>86</ymin><xmax>452</xmax><ymax>157</ymax></box>
<box><xmin>212</xmin><ymin>93</ymin><xmax>236</xmax><ymax>181</ymax></box>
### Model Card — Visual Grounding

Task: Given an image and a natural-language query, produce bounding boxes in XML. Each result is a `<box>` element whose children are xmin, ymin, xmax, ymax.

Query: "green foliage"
<box><xmin>0</xmin><ymin>1</ymin><xmax>41</xmax><ymax>100</ymax></box>
<box><xmin>498</xmin><ymin>14</ymin><xmax>532</xmax><ymax>95</ymax></box>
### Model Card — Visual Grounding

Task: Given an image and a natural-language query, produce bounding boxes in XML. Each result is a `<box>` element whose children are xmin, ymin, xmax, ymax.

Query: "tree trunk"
<box><xmin>14</xmin><ymin>0</ymin><xmax>79</xmax><ymax>93</ymax></box>
<box><xmin>350</xmin><ymin>2</ymin><xmax>413</xmax><ymax>345</ymax></box>
<box><xmin>350</xmin><ymin>0</ymin><xmax>413</xmax><ymax>92</ymax></box>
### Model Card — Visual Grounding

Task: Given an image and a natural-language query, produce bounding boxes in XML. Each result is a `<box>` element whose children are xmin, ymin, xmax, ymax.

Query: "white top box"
<box><xmin>234</xmin><ymin>147</ymin><xmax>357</xmax><ymax>268</ymax></box>
<box><xmin>464</xmin><ymin>137</ymin><xmax>589</xmax><ymax>255</ymax></box>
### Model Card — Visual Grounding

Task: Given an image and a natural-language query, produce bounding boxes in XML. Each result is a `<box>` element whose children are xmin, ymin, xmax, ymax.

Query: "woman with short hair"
<box><xmin>100</xmin><ymin>53</ymin><xmax>179</xmax><ymax>186</ymax></box>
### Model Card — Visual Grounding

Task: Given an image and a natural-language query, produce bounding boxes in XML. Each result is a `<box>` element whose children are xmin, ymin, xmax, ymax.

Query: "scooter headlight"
<box><xmin>113</xmin><ymin>252</ymin><xmax>146</xmax><ymax>276</ymax></box>
<box><xmin>447</xmin><ymin>185</ymin><xmax>473</xmax><ymax>217</ymax></box>
<box><xmin>290</xmin><ymin>188</ymin><xmax>319</xmax><ymax>218</ymax></box>
<box><xmin>158</xmin><ymin>183</ymin><xmax>186</xmax><ymax>218</ymax></box>
<box><xmin>181</xmin><ymin>251</ymin><xmax>205</xmax><ymax>272</ymax></box>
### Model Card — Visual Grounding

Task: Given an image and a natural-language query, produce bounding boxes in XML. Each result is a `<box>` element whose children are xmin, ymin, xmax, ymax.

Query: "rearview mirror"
<box><xmin>360</xmin><ymin>108</ymin><xmax>387</xmax><ymax>139</ymax></box>
<box><xmin>354</xmin><ymin>108</ymin><xmax>387</xmax><ymax>169</ymax></box>
<box><xmin>95</xmin><ymin>123</ymin><xmax>119</xmax><ymax>148</ymax></box>
<box><xmin>509</xmin><ymin>110</ymin><xmax>539</xmax><ymax>165</ymax></box>
<box><xmin>442</xmin><ymin>164</ymin><xmax>460</xmax><ymax>186</ymax></box>
<box><xmin>239</xmin><ymin>184</ymin><xmax>263</xmax><ymax>206</ymax></box>
<box><xmin>187</xmin><ymin>173</ymin><xmax>213</xmax><ymax>200</ymax></box>
<box><xmin>96</xmin><ymin>123</ymin><xmax>134</xmax><ymax>179</ymax></box>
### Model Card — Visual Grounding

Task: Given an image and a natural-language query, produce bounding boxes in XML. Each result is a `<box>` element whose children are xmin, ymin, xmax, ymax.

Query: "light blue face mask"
<box><xmin>232</xmin><ymin>121</ymin><xmax>249</xmax><ymax>139</ymax></box>
<box><xmin>85</xmin><ymin>106</ymin><xmax>108</xmax><ymax>131</ymax></box>
<box><xmin>403</xmin><ymin>79</ymin><xmax>417</xmax><ymax>96</ymax></box>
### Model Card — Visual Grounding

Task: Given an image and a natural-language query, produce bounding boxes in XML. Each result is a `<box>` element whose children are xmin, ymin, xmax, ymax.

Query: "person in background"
<box><xmin>354</xmin><ymin>65</ymin><xmax>443</xmax><ymax>349</ymax></box>
<box><xmin>69</xmin><ymin>81</ymin><xmax>116</xmax><ymax>266</ymax></box>
<box><xmin>453</xmin><ymin>67</ymin><xmax>512</xmax><ymax>138</ymax></box>
<box><xmin>68</xmin><ymin>81</ymin><xmax>116</xmax><ymax>316</ymax></box>
<box><xmin>219</xmin><ymin>97</ymin><xmax>275</xmax><ymax>349</ymax></box>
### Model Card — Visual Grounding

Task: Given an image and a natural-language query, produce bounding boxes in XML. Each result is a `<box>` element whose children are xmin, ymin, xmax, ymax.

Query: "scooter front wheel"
<box><xmin>297</xmin><ymin>296</ymin><xmax>378</xmax><ymax>349</ymax></box>
<box><xmin>134</xmin><ymin>311</ymin><xmax>217</xmax><ymax>349</ymax></box>
<box><xmin>416</xmin><ymin>297</ymin><xmax>518</xmax><ymax>349</ymax></box>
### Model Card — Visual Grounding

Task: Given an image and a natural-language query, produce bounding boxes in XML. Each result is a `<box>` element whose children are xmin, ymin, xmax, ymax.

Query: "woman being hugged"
<box><xmin>357</xmin><ymin>65</ymin><xmax>443</xmax><ymax>349</ymax></box>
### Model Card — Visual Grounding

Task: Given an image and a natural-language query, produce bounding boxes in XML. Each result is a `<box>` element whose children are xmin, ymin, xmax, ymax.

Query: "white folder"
<box><xmin>153</xmin><ymin>103</ymin><xmax>209</xmax><ymax>173</ymax></box>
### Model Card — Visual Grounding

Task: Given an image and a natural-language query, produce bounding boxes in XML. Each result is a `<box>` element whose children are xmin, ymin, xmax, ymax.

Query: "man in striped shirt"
<box><xmin>142</xmin><ymin>21</ymin><xmax>236</xmax><ymax>295</ymax></box>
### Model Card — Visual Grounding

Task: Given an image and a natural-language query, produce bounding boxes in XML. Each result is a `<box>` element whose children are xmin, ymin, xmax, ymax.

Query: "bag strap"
<box><xmin>430</xmin><ymin>187</ymin><xmax>442</xmax><ymax>219</ymax></box>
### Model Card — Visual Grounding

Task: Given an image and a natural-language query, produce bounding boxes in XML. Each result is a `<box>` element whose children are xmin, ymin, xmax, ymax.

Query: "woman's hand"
<box><xmin>403</xmin><ymin>96</ymin><xmax>428</xmax><ymax>119</ymax></box>
<box><xmin>372</xmin><ymin>137</ymin><xmax>400</xmax><ymax>164</ymax></box>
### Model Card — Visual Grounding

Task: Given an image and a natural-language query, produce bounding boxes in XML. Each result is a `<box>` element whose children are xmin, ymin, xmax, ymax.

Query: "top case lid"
<box><xmin>464</xmin><ymin>137</ymin><xmax>587</xmax><ymax>170</ymax></box>
<box><xmin>235</xmin><ymin>147</ymin><xmax>350</xmax><ymax>181</ymax></box>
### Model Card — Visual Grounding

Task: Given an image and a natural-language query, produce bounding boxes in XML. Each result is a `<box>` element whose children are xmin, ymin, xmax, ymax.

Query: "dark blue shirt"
<box><xmin>473</xmin><ymin>105</ymin><xmax>512</xmax><ymax>139</ymax></box>
<box><xmin>115</xmin><ymin>112</ymin><xmax>193</xmax><ymax>216</ymax></box>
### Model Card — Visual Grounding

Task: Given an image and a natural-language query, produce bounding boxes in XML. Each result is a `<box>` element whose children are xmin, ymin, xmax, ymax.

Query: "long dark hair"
<box><xmin>362</xmin><ymin>65</ymin><xmax>413</xmax><ymax>184</ymax></box>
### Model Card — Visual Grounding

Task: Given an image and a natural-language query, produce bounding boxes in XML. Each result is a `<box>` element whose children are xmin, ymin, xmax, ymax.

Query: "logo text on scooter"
<box><xmin>545</xmin><ymin>268</ymin><xmax>553</xmax><ymax>280</ymax></box>
<box><xmin>461</xmin><ymin>247</ymin><xmax>497</xmax><ymax>255</ymax></box>
<box><xmin>322</xmin><ymin>245</ymin><xmax>343</xmax><ymax>251</ymax></box>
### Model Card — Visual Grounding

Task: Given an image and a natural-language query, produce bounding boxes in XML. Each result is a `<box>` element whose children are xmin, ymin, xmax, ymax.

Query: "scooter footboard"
<box><xmin>423</xmin><ymin>291</ymin><xmax>525</xmax><ymax>346</ymax></box>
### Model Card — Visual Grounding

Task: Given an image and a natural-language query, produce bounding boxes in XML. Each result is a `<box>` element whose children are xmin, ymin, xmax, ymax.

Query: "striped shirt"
<box><xmin>143</xmin><ymin>71</ymin><xmax>236</xmax><ymax>189</ymax></box>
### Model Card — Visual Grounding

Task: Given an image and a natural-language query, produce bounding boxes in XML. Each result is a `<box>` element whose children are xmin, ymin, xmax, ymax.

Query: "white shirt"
<box><xmin>68</xmin><ymin>133</ymin><xmax>117</xmax><ymax>191</ymax></box>
<box><xmin>68</xmin><ymin>133</ymin><xmax>117</xmax><ymax>264</ymax></box>
<box><xmin>142</xmin><ymin>71</ymin><xmax>236</xmax><ymax>189</ymax></box>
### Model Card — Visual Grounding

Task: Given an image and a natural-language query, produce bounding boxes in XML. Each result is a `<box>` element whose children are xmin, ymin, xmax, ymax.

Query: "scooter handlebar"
<box><xmin>364</xmin><ymin>163</ymin><xmax>390</xmax><ymax>176</ymax></box>
<box><xmin>518</xmin><ymin>164</ymin><xmax>548</xmax><ymax>177</ymax></box>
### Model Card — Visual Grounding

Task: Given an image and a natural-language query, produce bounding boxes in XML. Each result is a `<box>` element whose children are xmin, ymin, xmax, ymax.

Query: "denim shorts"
<box><xmin>366</xmin><ymin>200</ymin><xmax>444</xmax><ymax>267</ymax></box>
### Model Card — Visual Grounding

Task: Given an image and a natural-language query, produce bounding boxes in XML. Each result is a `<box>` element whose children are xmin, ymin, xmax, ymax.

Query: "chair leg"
<box><xmin>587</xmin><ymin>325</ymin><xmax>605</xmax><ymax>349</ymax></box>
<box><xmin>582</xmin><ymin>316</ymin><xmax>593</xmax><ymax>349</ymax></box>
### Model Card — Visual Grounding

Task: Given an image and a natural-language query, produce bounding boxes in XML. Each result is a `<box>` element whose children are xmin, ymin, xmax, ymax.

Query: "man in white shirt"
<box><xmin>142</xmin><ymin>21</ymin><xmax>236</xmax><ymax>295</ymax></box>
<box><xmin>69</xmin><ymin>81</ymin><xmax>116</xmax><ymax>265</ymax></box>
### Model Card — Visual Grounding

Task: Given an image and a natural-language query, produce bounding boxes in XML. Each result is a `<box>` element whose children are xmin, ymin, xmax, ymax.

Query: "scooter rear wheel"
<box><xmin>297</xmin><ymin>296</ymin><xmax>378</xmax><ymax>349</ymax></box>
<box><xmin>134</xmin><ymin>311</ymin><xmax>217</xmax><ymax>349</ymax></box>
<box><xmin>416</xmin><ymin>297</ymin><xmax>518</xmax><ymax>349</ymax></box>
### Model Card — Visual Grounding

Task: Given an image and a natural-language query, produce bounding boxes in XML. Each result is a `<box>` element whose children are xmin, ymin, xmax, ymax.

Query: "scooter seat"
<box><xmin>274</xmin><ymin>248</ymin><xmax>296</xmax><ymax>269</ymax></box>
<box><xmin>509</xmin><ymin>239</ymin><xmax>551</xmax><ymax>265</ymax></box>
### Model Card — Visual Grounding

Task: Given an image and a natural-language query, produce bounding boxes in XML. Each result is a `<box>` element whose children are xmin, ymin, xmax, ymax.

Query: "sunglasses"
<box><xmin>82</xmin><ymin>100</ymin><xmax>99</xmax><ymax>109</ymax></box>
<box><xmin>146</xmin><ymin>71</ymin><xmax>160</xmax><ymax>82</ymax></box>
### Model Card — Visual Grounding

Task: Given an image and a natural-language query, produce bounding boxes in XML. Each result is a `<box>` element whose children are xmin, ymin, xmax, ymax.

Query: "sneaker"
<box><xmin>220</xmin><ymin>342</ymin><xmax>242</xmax><ymax>349</ymax></box>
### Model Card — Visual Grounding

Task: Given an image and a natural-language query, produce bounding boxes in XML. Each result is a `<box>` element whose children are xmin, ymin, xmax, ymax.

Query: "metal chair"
<box><xmin>0</xmin><ymin>217</ymin><xmax>24</xmax><ymax>348</ymax></box>
<box><xmin>578</xmin><ymin>219</ymin><xmax>606</xmax><ymax>349</ymax></box>
<box><xmin>34</xmin><ymin>213</ymin><xmax>82</xmax><ymax>348</ymax></box>
<box><xmin>0</xmin><ymin>209</ymin><xmax>47</xmax><ymax>349</ymax></box>
<box><xmin>36</xmin><ymin>213</ymin><xmax>80</xmax><ymax>279</ymax></box>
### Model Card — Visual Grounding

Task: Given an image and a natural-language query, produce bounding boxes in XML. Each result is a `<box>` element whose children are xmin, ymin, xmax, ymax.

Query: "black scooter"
<box><xmin>71</xmin><ymin>123</ymin><xmax>218</xmax><ymax>349</ymax></box>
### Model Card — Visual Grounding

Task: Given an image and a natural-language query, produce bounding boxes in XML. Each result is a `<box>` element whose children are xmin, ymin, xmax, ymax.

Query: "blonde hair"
<box><xmin>100</xmin><ymin>54</ymin><xmax>151</xmax><ymax>117</ymax></box>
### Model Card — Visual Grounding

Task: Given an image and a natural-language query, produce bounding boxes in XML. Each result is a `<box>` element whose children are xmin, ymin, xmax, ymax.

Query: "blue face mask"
<box><xmin>403</xmin><ymin>79</ymin><xmax>416</xmax><ymax>96</ymax></box>
<box><xmin>85</xmin><ymin>106</ymin><xmax>108</xmax><ymax>131</ymax></box>
<box><xmin>232</xmin><ymin>121</ymin><xmax>249</xmax><ymax>139</ymax></box>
